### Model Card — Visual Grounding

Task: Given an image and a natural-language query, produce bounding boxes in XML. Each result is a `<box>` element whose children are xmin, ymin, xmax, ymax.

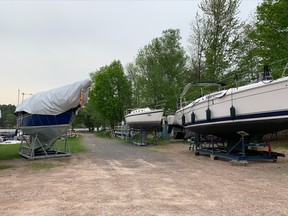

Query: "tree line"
<box><xmin>1</xmin><ymin>0</ymin><xmax>287</xmax><ymax>130</ymax></box>
<box><xmin>0</xmin><ymin>105</ymin><xmax>17</xmax><ymax>128</ymax></box>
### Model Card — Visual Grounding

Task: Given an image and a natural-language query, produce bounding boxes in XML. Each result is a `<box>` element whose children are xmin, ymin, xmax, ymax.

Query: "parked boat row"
<box><xmin>0</xmin><ymin>129</ymin><xmax>21</xmax><ymax>145</ymax></box>
<box><xmin>5</xmin><ymin>62</ymin><xmax>288</xmax><ymax>160</ymax></box>
<box><xmin>124</xmin><ymin>64</ymin><xmax>288</xmax><ymax>147</ymax></box>
<box><xmin>0</xmin><ymin>139</ymin><xmax>22</xmax><ymax>145</ymax></box>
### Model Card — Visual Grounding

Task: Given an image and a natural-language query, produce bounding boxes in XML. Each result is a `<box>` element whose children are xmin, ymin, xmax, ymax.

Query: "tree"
<box><xmin>233</xmin><ymin>23</ymin><xmax>261</xmax><ymax>83</ymax></box>
<box><xmin>189</xmin><ymin>0</ymin><xmax>243</xmax><ymax>82</ymax></box>
<box><xmin>73</xmin><ymin>102</ymin><xmax>100</xmax><ymax>131</ymax></box>
<box><xmin>188</xmin><ymin>12</ymin><xmax>208</xmax><ymax>81</ymax></box>
<box><xmin>0</xmin><ymin>104</ymin><xmax>17</xmax><ymax>128</ymax></box>
<box><xmin>89</xmin><ymin>60</ymin><xmax>132</xmax><ymax>128</ymax></box>
<box><xmin>126</xmin><ymin>62</ymin><xmax>142</xmax><ymax>108</ymax></box>
<box><xmin>249</xmin><ymin>0</ymin><xmax>288</xmax><ymax>76</ymax></box>
<box><xmin>132</xmin><ymin>29</ymin><xmax>189</xmax><ymax>112</ymax></box>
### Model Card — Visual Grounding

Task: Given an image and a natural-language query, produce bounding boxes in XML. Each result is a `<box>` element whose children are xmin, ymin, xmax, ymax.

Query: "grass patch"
<box><xmin>0</xmin><ymin>164</ymin><xmax>14</xmax><ymax>170</ymax></box>
<box><xmin>270</xmin><ymin>141</ymin><xmax>288</xmax><ymax>150</ymax></box>
<box><xmin>26</xmin><ymin>162</ymin><xmax>58</xmax><ymax>171</ymax></box>
<box><xmin>263</xmin><ymin>131</ymin><xmax>288</xmax><ymax>150</ymax></box>
<box><xmin>0</xmin><ymin>144</ymin><xmax>21</xmax><ymax>160</ymax></box>
<box><xmin>94</xmin><ymin>130</ymin><xmax>112</xmax><ymax>139</ymax></box>
<box><xmin>68</xmin><ymin>136</ymin><xmax>86</xmax><ymax>153</ymax></box>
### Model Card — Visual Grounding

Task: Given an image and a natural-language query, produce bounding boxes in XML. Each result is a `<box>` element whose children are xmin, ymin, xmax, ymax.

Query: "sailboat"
<box><xmin>174</xmin><ymin>65</ymin><xmax>288</xmax><ymax>144</ymax></box>
<box><xmin>14</xmin><ymin>79</ymin><xmax>91</xmax><ymax>151</ymax></box>
<box><xmin>125</xmin><ymin>107</ymin><xmax>164</xmax><ymax>130</ymax></box>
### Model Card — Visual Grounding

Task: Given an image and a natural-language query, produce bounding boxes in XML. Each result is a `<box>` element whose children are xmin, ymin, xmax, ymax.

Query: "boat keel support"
<box><xmin>19</xmin><ymin>129</ymin><xmax>71</xmax><ymax>160</ymax></box>
<box><xmin>189</xmin><ymin>131</ymin><xmax>284</xmax><ymax>163</ymax></box>
<box><xmin>129</xmin><ymin>128</ymin><xmax>158</xmax><ymax>146</ymax></box>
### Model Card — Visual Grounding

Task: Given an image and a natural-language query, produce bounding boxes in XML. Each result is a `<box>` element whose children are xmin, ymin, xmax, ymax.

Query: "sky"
<box><xmin>0</xmin><ymin>0</ymin><xmax>262</xmax><ymax>106</ymax></box>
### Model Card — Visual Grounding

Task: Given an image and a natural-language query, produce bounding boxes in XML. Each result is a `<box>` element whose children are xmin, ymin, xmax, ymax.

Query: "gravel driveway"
<box><xmin>1</xmin><ymin>133</ymin><xmax>288</xmax><ymax>216</ymax></box>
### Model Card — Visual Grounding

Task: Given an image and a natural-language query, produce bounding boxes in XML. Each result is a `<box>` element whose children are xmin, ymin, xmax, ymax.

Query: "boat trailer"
<box><xmin>189</xmin><ymin>131</ymin><xmax>285</xmax><ymax>163</ymax></box>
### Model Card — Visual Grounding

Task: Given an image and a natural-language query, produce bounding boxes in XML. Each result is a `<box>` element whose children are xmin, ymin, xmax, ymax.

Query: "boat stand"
<box><xmin>19</xmin><ymin>132</ymin><xmax>71</xmax><ymax>160</ymax></box>
<box><xmin>128</xmin><ymin>128</ymin><xmax>158</xmax><ymax>146</ymax></box>
<box><xmin>191</xmin><ymin>131</ymin><xmax>284</xmax><ymax>163</ymax></box>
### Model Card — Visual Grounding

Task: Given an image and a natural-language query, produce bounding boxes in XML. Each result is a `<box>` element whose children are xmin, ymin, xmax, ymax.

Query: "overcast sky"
<box><xmin>0</xmin><ymin>0</ymin><xmax>262</xmax><ymax>106</ymax></box>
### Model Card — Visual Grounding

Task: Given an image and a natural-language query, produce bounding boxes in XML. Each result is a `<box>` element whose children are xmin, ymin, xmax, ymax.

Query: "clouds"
<box><xmin>0</xmin><ymin>0</ymin><xmax>261</xmax><ymax>105</ymax></box>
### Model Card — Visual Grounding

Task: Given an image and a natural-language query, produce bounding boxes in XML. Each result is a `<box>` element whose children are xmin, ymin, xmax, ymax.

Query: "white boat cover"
<box><xmin>15</xmin><ymin>79</ymin><xmax>91</xmax><ymax>115</ymax></box>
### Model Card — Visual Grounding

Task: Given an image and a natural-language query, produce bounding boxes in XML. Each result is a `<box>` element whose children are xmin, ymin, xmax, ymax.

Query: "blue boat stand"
<box><xmin>188</xmin><ymin>131</ymin><xmax>285</xmax><ymax>163</ymax></box>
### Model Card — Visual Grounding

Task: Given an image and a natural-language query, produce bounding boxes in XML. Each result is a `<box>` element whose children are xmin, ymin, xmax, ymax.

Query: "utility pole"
<box><xmin>18</xmin><ymin>89</ymin><xmax>20</xmax><ymax>105</ymax></box>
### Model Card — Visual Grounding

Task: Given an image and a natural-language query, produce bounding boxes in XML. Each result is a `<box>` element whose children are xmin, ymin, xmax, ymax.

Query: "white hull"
<box><xmin>125</xmin><ymin>108</ymin><xmax>164</xmax><ymax>130</ymax></box>
<box><xmin>0</xmin><ymin>140</ymin><xmax>22</xmax><ymax>145</ymax></box>
<box><xmin>167</xmin><ymin>115</ymin><xmax>178</xmax><ymax>126</ymax></box>
<box><xmin>175</xmin><ymin>76</ymin><xmax>288</xmax><ymax>142</ymax></box>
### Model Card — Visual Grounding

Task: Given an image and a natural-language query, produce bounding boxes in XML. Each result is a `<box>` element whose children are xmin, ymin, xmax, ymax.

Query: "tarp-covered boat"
<box><xmin>15</xmin><ymin>79</ymin><xmax>91</xmax><ymax>151</ymax></box>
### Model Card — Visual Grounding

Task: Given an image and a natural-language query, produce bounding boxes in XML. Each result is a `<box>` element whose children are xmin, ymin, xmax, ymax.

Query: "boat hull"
<box><xmin>16</xmin><ymin>108</ymin><xmax>76</xmax><ymax>128</ymax></box>
<box><xmin>175</xmin><ymin>77</ymin><xmax>288</xmax><ymax>142</ymax></box>
<box><xmin>16</xmin><ymin>109</ymin><xmax>76</xmax><ymax>150</ymax></box>
<box><xmin>19</xmin><ymin>125</ymin><xmax>71</xmax><ymax>150</ymax></box>
<box><xmin>125</xmin><ymin>109</ymin><xmax>164</xmax><ymax>130</ymax></box>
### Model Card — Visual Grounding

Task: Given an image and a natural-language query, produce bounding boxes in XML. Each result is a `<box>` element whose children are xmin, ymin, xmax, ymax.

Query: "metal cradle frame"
<box><xmin>128</xmin><ymin>128</ymin><xmax>159</xmax><ymax>146</ymax></box>
<box><xmin>19</xmin><ymin>127</ymin><xmax>71</xmax><ymax>160</ymax></box>
<box><xmin>189</xmin><ymin>131</ymin><xmax>285</xmax><ymax>163</ymax></box>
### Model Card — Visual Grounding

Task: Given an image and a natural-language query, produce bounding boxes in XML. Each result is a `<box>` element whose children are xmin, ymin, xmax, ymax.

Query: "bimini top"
<box><xmin>15</xmin><ymin>79</ymin><xmax>91</xmax><ymax>115</ymax></box>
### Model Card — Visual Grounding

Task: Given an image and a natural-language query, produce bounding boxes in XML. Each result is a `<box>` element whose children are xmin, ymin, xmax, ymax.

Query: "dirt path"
<box><xmin>1</xmin><ymin>133</ymin><xmax>288</xmax><ymax>216</ymax></box>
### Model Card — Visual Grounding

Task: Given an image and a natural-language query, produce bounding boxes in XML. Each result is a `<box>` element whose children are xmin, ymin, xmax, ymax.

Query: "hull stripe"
<box><xmin>183</xmin><ymin>110</ymin><xmax>288</xmax><ymax>127</ymax></box>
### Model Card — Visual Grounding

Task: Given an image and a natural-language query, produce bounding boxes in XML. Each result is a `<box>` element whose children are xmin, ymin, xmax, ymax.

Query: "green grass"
<box><xmin>0</xmin><ymin>144</ymin><xmax>21</xmax><ymax>160</ymax></box>
<box><xmin>0</xmin><ymin>164</ymin><xmax>14</xmax><ymax>170</ymax></box>
<box><xmin>26</xmin><ymin>162</ymin><xmax>59</xmax><ymax>171</ymax></box>
<box><xmin>94</xmin><ymin>130</ymin><xmax>112</xmax><ymax>139</ymax></box>
<box><xmin>270</xmin><ymin>141</ymin><xmax>288</xmax><ymax>150</ymax></box>
<box><xmin>68</xmin><ymin>136</ymin><xmax>86</xmax><ymax>153</ymax></box>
